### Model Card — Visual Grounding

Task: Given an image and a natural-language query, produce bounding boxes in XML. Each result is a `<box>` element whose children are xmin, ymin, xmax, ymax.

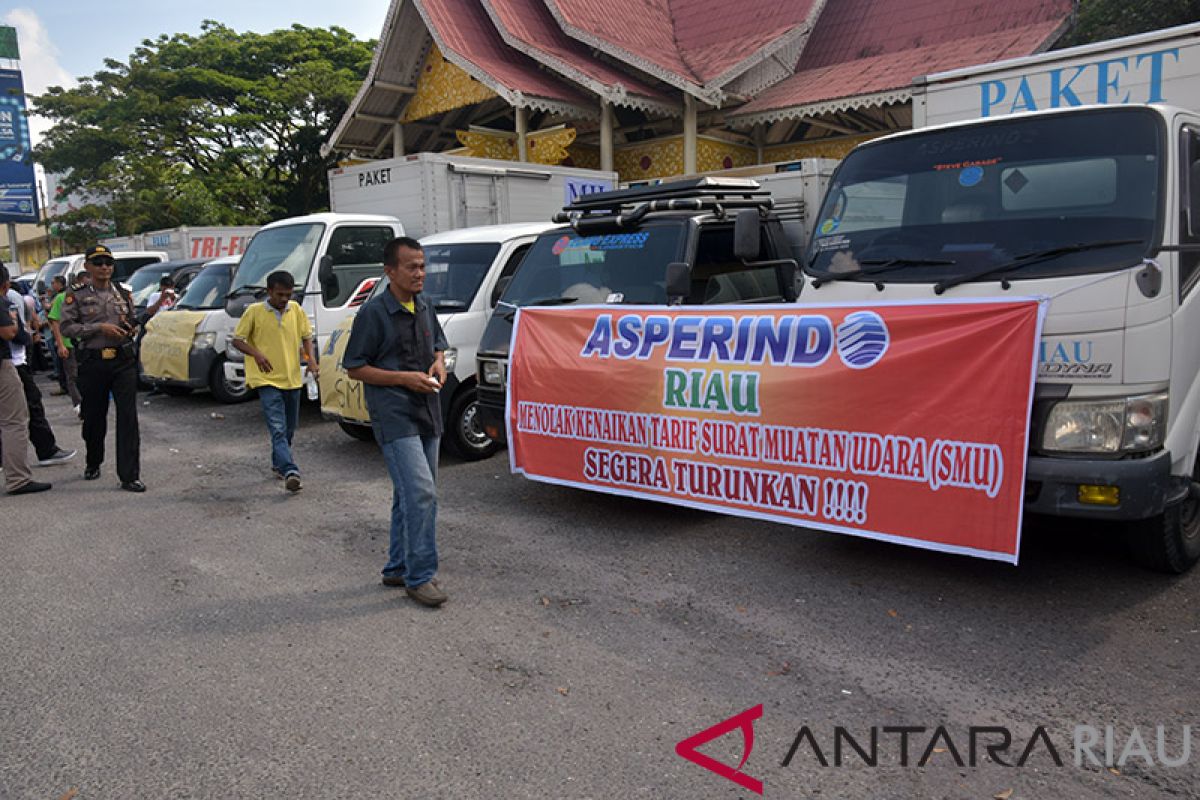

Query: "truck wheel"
<box><xmin>1126</xmin><ymin>481</ymin><xmax>1200</xmax><ymax>574</ymax></box>
<box><xmin>339</xmin><ymin>421</ymin><xmax>375</xmax><ymax>442</ymax></box>
<box><xmin>445</xmin><ymin>387</ymin><xmax>499</xmax><ymax>461</ymax></box>
<box><xmin>209</xmin><ymin>356</ymin><xmax>251</xmax><ymax>404</ymax></box>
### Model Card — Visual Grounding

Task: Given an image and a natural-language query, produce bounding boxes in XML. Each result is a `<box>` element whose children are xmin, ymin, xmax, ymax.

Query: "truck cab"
<box><xmin>801</xmin><ymin>103</ymin><xmax>1200</xmax><ymax>572</ymax></box>
<box><xmin>222</xmin><ymin>212</ymin><xmax>404</xmax><ymax>396</ymax></box>
<box><xmin>476</xmin><ymin>176</ymin><xmax>829</xmax><ymax>444</ymax></box>
<box><xmin>319</xmin><ymin>221</ymin><xmax>554</xmax><ymax>458</ymax></box>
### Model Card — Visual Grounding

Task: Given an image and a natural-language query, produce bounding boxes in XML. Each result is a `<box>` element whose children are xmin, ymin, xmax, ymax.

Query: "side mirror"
<box><xmin>491</xmin><ymin>276</ymin><xmax>513</xmax><ymax>308</ymax></box>
<box><xmin>665</xmin><ymin>261</ymin><xmax>691</xmax><ymax>305</ymax></box>
<box><xmin>318</xmin><ymin>254</ymin><xmax>339</xmax><ymax>302</ymax></box>
<box><xmin>733</xmin><ymin>209</ymin><xmax>761</xmax><ymax>261</ymax></box>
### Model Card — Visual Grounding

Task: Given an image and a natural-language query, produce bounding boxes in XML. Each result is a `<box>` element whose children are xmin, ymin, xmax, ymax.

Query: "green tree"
<box><xmin>32</xmin><ymin>21</ymin><xmax>373</xmax><ymax>235</ymax></box>
<box><xmin>1060</xmin><ymin>0</ymin><xmax>1200</xmax><ymax>47</ymax></box>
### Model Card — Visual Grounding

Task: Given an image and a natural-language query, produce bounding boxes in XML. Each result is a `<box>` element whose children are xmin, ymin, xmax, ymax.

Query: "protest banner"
<box><xmin>508</xmin><ymin>300</ymin><xmax>1045</xmax><ymax>563</ymax></box>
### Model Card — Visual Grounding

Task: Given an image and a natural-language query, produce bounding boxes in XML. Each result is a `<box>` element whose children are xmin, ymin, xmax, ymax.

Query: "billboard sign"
<box><xmin>0</xmin><ymin>67</ymin><xmax>37</xmax><ymax>223</ymax></box>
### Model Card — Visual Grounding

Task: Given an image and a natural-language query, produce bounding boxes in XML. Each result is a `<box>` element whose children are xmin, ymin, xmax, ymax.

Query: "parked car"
<box><xmin>139</xmin><ymin>256</ymin><xmax>246</xmax><ymax>401</ymax></box>
<box><xmin>35</xmin><ymin>250</ymin><xmax>169</xmax><ymax>292</ymax></box>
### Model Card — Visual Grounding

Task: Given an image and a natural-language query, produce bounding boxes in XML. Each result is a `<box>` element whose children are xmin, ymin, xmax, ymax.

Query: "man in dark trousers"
<box><xmin>345</xmin><ymin>237</ymin><xmax>449</xmax><ymax>607</ymax></box>
<box><xmin>59</xmin><ymin>245</ymin><xmax>145</xmax><ymax>492</ymax></box>
<box><xmin>0</xmin><ymin>265</ymin><xmax>51</xmax><ymax>495</ymax></box>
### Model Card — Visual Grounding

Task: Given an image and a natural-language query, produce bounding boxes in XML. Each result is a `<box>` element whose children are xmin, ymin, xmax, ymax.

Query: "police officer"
<box><xmin>59</xmin><ymin>245</ymin><xmax>145</xmax><ymax>492</ymax></box>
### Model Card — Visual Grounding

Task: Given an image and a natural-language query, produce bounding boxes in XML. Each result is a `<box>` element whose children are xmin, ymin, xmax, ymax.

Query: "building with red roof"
<box><xmin>324</xmin><ymin>0</ymin><xmax>1075</xmax><ymax>182</ymax></box>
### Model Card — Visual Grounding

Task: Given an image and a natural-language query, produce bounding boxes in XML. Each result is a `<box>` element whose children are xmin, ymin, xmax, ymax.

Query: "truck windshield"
<box><xmin>234</xmin><ymin>223</ymin><xmax>323</xmax><ymax>293</ymax></box>
<box><xmin>500</xmin><ymin>223</ymin><xmax>685</xmax><ymax>308</ymax></box>
<box><xmin>805</xmin><ymin>107</ymin><xmax>1162</xmax><ymax>284</ymax></box>
<box><xmin>175</xmin><ymin>266</ymin><xmax>233</xmax><ymax>310</ymax></box>
<box><xmin>368</xmin><ymin>242</ymin><xmax>501</xmax><ymax>310</ymax></box>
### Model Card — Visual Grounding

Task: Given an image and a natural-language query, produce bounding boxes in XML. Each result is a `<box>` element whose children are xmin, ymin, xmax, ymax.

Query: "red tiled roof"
<box><xmin>415</xmin><ymin>0</ymin><xmax>592</xmax><ymax>109</ymax></box>
<box><xmin>545</xmin><ymin>0</ymin><xmax>825</xmax><ymax>91</ymax></box>
<box><xmin>798</xmin><ymin>0</ymin><xmax>1071</xmax><ymax>69</ymax></box>
<box><xmin>483</xmin><ymin>0</ymin><xmax>673</xmax><ymax>110</ymax></box>
<box><xmin>730</xmin><ymin>0</ymin><xmax>1071</xmax><ymax>122</ymax></box>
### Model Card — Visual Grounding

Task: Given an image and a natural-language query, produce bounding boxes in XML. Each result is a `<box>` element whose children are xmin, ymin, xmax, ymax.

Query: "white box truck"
<box><xmin>799</xmin><ymin>22</ymin><xmax>1200</xmax><ymax>571</ymax></box>
<box><xmin>328</xmin><ymin>152</ymin><xmax>616</xmax><ymax>237</ymax></box>
<box><xmin>103</xmin><ymin>226</ymin><xmax>259</xmax><ymax>262</ymax></box>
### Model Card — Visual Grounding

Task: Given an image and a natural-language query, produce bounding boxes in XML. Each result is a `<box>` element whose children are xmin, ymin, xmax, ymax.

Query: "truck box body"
<box><xmin>913</xmin><ymin>22</ymin><xmax>1200</xmax><ymax>128</ymax></box>
<box><xmin>103</xmin><ymin>226</ymin><xmax>259</xmax><ymax>262</ymax></box>
<box><xmin>328</xmin><ymin>153</ymin><xmax>617</xmax><ymax>238</ymax></box>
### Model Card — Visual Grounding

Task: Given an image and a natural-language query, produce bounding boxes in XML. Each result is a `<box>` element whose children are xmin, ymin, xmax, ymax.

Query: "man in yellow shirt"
<box><xmin>231</xmin><ymin>271</ymin><xmax>318</xmax><ymax>493</ymax></box>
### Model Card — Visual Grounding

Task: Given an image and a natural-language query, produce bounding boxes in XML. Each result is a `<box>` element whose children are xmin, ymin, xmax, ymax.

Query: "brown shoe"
<box><xmin>405</xmin><ymin>580</ymin><xmax>447</xmax><ymax>607</ymax></box>
<box><xmin>381</xmin><ymin>574</ymin><xmax>406</xmax><ymax>587</ymax></box>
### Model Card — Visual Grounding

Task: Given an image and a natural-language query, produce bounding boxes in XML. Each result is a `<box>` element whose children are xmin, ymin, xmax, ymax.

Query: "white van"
<box><xmin>139</xmin><ymin>256</ymin><xmax>244</xmax><ymax>401</ymax></box>
<box><xmin>35</xmin><ymin>250</ymin><xmax>169</xmax><ymax>291</ymax></box>
<box><xmin>319</xmin><ymin>221</ymin><xmax>555</xmax><ymax>459</ymax></box>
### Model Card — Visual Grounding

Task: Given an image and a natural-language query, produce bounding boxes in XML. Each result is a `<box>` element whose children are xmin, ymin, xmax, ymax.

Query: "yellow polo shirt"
<box><xmin>233</xmin><ymin>300</ymin><xmax>312</xmax><ymax>390</ymax></box>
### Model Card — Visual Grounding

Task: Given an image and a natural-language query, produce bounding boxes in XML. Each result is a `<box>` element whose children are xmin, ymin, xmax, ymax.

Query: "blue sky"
<box><xmin>3</xmin><ymin>1</ymin><xmax>391</xmax><ymax>142</ymax></box>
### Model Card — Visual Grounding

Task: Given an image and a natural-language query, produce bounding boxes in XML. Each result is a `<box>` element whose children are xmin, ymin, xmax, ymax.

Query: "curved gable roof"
<box><xmin>729</xmin><ymin>0</ymin><xmax>1072</xmax><ymax>125</ymax></box>
<box><xmin>414</xmin><ymin>0</ymin><xmax>594</xmax><ymax>115</ymax></box>
<box><xmin>544</xmin><ymin>0</ymin><xmax>826</xmax><ymax>102</ymax></box>
<box><xmin>482</xmin><ymin>0</ymin><xmax>676</xmax><ymax>114</ymax></box>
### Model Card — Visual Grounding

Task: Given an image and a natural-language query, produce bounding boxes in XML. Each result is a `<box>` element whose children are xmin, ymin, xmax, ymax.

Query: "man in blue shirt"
<box><xmin>344</xmin><ymin>237</ymin><xmax>449</xmax><ymax>607</ymax></box>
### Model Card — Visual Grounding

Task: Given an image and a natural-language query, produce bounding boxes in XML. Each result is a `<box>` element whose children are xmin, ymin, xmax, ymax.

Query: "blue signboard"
<box><xmin>0</xmin><ymin>68</ymin><xmax>37</xmax><ymax>223</ymax></box>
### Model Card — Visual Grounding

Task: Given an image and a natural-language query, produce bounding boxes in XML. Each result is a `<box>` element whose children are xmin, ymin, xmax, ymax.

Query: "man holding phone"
<box><xmin>59</xmin><ymin>245</ymin><xmax>145</xmax><ymax>492</ymax></box>
<box><xmin>344</xmin><ymin>237</ymin><xmax>450</xmax><ymax>607</ymax></box>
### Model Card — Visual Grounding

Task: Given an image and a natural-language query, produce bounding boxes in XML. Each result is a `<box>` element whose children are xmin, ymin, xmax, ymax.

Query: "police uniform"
<box><xmin>58</xmin><ymin>245</ymin><xmax>143</xmax><ymax>490</ymax></box>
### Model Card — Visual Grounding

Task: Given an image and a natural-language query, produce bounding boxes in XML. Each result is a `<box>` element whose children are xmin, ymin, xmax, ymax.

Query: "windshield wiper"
<box><xmin>498</xmin><ymin>295</ymin><xmax>579</xmax><ymax>320</ymax></box>
<box><xmin>933</xmin><ymin>239</ymin><xmax>1144</xmax><ymax>294</ymax></box>
<box><xmin>433</xmin><ymin>300</ymin><xmax>469</xmax><ymax>311</ymax></box>
<box><xmin>812</xmin><ymin>257</ymin><xmax>957</xmax><ymax>288</ymax></box>
<box><xmin>226</xmin><ymin>284</ymin><xmax>266</xmax><ymax>298</ymax></box>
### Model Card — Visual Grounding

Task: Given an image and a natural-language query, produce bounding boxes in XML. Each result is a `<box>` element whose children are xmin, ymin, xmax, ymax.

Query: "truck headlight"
<box><xmin>1041</xmin><ymin>393</ymin><xmax>1167</xmax><ymax>454</ymax></box>
<box><xmin>442</xmin><ymin>347</ymin><xmax>458</xmax><ymax>375</ymax></box>
<box><xmin>191</xmin><ymin>332</ymin><xmax>217</xmax><ymax>350</ymax></box>
<box><xmin>479</xmin><ymin>359</ymin><xmax>505</xmax><ymax>386</ymax></box>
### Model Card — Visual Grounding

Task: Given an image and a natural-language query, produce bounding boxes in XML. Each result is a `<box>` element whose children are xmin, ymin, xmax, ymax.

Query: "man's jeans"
<box><xmin>258</xmin><ymin>386</ymin><xmax>301</xmax><ymax>476</ymax></box>
<box><xmin>379</xmin><ymin>434</ymin><xmax>440</xmax><ymax>588</ymax></box>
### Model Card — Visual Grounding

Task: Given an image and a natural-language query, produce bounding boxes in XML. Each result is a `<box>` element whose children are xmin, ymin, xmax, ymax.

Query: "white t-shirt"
<box><xmin>4</xmin><ymin>288</ymin><xmax>26</xmax><ymax>366</ymax></box>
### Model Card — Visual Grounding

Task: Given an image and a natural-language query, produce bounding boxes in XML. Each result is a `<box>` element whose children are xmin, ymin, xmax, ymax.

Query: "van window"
<box><xmin>503</xmin><ymin>224</ymin><xmax>685</xmax><ymax>307</ymax></box>
<box><xmin>113</xmin><ymin>256</ymin><xmax>162</xmax><ymax>284</ymax></box>
<box><xmin>1181</xmin><ymin>127</ymin><xmax>1200</xmax><ymax>294</ymax></box>
<box><xmin>806</xmin><ymin>106</ymin><xmax>1162</xmax><ymax>284</ymax></box>
<box><xmin>688</xmin><ymin>225</ymin><xmax>781</xmax><ymax>304</ymax></box>
<box><xmin>323</xmin><ymin>226</ymin><xmax>394</xmax><ymax>306</ymax></box>
<box><xmin>236</xmin><ymin>223</ymin><xmax>324</xmax><ymax>293</ymax></box>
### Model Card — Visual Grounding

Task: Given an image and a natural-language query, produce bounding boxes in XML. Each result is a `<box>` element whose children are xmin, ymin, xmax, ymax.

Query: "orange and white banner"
<box><xmin>508</xmin><ymin>300</ymin><xmax>1046</xmax><ymax>563</ymax></box>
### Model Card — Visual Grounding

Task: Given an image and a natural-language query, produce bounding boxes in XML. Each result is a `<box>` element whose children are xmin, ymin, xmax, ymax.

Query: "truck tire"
<box><xmin>445</xmin><ymin>387</ymin><xmax>499</xmax><ymax>461</ymax></box>
<box><xmin>1126</xmin><ymin>481</ymin><xmax>1200</xmax><ymax>574</ymax></box>
<box><xmin>339</xmin><ymin>421</ymin><xmax>375</xmax><ymax>442</ymax></box>
<box><xmin>209</xmin><ymin>356</ymin><xmax>251</xmax><ymax>404</ymax></box>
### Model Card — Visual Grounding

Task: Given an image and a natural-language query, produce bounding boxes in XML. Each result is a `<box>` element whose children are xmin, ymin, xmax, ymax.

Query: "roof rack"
<box><xmin>564</xmin><ymin>176</ymin><xmax>769</xmax><ymax>212</ymax></box>
<box><xmin>553</xmin><ymin>176</ymin><xmax>775</xmax><ymax>228</ymax></box>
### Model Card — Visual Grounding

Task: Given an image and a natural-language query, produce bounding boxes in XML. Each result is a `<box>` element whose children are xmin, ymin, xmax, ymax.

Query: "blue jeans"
<box><xmin>379</xmin><ymin>434</ymin><xmax>440</xmax><ymax>588</ymax></box>
<box><xmin>258</xmin><ymin>386</ymin><xmax>301</xmax><ymax>477</ymax></box>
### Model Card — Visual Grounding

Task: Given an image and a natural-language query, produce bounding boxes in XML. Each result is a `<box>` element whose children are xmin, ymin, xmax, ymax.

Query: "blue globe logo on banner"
<box><xmin>836</xmin><ymin>311</ymin><xmax>889</xmax><ymax>369</ymax></box>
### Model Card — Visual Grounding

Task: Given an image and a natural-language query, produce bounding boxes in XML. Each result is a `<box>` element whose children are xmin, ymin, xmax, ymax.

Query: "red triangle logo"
<box><xmin>675</xmin><ymin>704</ymin><xmax>764</xmax><ymax>795</ymax></box>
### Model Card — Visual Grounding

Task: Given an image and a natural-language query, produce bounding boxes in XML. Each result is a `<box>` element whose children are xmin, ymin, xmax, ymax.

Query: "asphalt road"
<box><xmin>2</xmin><ymin>380</ymin><xmax>1198</xmax><ymax>800</ymax></box>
